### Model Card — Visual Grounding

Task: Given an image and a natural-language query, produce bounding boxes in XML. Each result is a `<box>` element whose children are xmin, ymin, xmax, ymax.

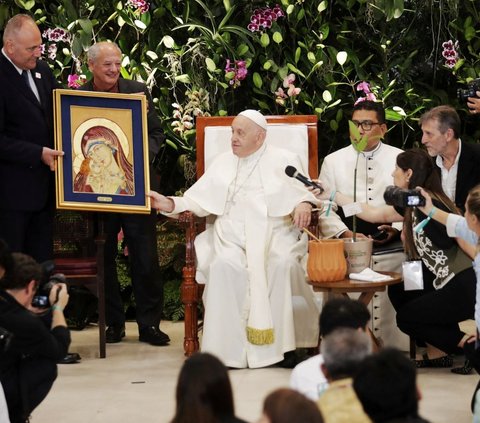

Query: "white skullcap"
<box><xmin>238</xmin><ymin>109</ymin><xmax>268</xmax><ymax>131</ymax></box>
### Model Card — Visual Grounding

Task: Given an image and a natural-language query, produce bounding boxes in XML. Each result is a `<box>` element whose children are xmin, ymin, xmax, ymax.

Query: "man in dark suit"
<box><xmin>0</xmin><ymin>14</ymin><xmax>63</xmax><ymax>263</ymax></box>
<box><xmin>0</xmin><ymin>14</ymin><xmax>81</xmax><ymax>366</ymax></box>
<box><xmin>420</xmin><ymin>105</ymin><xmax>480</xmax><ymax>212</ymax></box>
<box><xmin>80</xmin><ymin>41</ymin><xmax>168</xmax><ymax>346</ymax></box>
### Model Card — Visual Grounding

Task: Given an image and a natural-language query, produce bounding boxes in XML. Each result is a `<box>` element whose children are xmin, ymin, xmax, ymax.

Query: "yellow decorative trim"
<box><xmin>246</xmin><ymin>327</ymin><xmax>274</xmax><ymax>345</ymax></box>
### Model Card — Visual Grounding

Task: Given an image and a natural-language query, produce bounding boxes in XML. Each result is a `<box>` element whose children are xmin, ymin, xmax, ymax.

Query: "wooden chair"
<box><xmin>52</xmin><ymin>210</ymin><xmax>107</xmax><ymax>358</ymax></box>
<box><xmin>179</xmin><ymin>115</ymin><xmax>319</xmax><ymax>356</ymax></box>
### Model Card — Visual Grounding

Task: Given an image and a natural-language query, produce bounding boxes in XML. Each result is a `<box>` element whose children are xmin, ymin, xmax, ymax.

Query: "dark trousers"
<box><xmin>389</xmin><ymin>267</ymin><xmax>476</xmax><ymax>354</ymax></box>
<box><xmin>0</xmin><ymin>208</ymin><xmax>53</xmax><ymax>263</ymax></box>
<box><xmin>2</xmin><ymin>358</ymin><xmax>57</xmax><ymax>423</ymax></box>
<box><xmin>103</xmin><ymin>212</ymin><xmax>163</xmax><ymax>330</ymax></box>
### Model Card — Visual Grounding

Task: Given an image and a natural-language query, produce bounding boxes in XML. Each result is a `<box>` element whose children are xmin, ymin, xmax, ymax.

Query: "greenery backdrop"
<box><xmin>1</xmin><ymin>0</ymin><xmax>479</xmax><ymax>318</ymax></box>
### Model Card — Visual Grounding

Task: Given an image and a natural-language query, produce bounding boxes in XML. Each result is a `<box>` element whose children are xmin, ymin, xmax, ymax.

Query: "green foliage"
<box><xmin>2</xmin><ymin>0</ymin><xmax>479</xmax><ymax>161</ymax></box>
<box><xmin>3</xmin><ymin>0</ymin><xmax>480</xmax><ymax>315</ymax></box>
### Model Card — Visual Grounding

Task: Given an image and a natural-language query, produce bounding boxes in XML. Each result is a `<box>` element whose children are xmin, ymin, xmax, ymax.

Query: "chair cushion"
<box><xmin>54</xmin><ymin>258</ymin><xmax>97</xmax><ymax>275</ymax></box>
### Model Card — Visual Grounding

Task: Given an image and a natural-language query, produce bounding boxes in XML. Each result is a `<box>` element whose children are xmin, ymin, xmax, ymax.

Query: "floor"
<box><xmin>31</xmin><ymin>321</ymin><xmax>478</xmax><ymax>423</ymax></box>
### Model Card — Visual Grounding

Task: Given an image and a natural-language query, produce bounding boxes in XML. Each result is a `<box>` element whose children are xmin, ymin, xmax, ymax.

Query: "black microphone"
<box><xmin>285</xmin><ymin>165</ymin><xmax>324</xmax><ymax>193</ymax></box>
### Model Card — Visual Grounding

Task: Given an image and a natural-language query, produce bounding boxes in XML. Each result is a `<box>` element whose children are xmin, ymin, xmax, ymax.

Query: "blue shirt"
<box><xmin>446</xmin><ymin>214</ymin><xmax>480</xmax><ymax>329</ymax></box>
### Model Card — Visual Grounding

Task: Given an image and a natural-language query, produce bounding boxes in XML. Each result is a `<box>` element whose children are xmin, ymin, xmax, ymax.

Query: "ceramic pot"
<box><xmin>307</xmin><ymin>239</ymin><xmax>347</xmax><ymax>282</ymax></box>
<box><xmin>342</xmin><ymin>238</ymin><xmax>373</xmax><ymax>274</ymax></box>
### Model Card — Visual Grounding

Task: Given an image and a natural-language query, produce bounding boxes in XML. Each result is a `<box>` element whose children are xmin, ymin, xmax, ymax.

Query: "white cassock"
<box><xmin>168</xmin><ymin>144</ymin><xmax>320</xmax><ymax>368</ymax></box>
<box><xmin>319</xmin><ymin>142</ymin><xmax>409</xmax><ymax>350</ymax></box>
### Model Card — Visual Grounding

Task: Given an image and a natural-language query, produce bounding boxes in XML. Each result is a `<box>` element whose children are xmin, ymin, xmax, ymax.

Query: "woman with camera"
<box><xmin>313</xmin><ymin>148</ymin><xmax>476</xmax><ymax>368</ymax></box>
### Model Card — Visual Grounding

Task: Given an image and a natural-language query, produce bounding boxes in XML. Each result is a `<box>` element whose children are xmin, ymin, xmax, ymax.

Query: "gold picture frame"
<box><xmin>54</xmin><ymin>89</ymin><xmax>151</xmax><ymax>213</ymax></box>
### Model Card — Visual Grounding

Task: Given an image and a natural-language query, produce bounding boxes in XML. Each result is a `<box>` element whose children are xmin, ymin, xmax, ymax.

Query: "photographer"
<box><xmin>313</xmin><ymin>148</ymin><xmax>476</xmax><ymax>368</ymax></box>
<box><xmin>0</xmin><ymin>252</ymin><xmax>70</xmax><ymax>423</ymax></box>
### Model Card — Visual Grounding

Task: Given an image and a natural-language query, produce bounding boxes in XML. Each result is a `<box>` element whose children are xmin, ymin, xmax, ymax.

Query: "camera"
<box><xmin>457</xmin><ymin>78</ymin><xmax>480</xmax><ymax>103</ymax></box>
<box><xmin>383</xmin><ymin>185</ymin><xmax>426</xmax><ymax>208</ymax></box>
<box><xmin>31</xmin><ymin>261</ymin><xmax>66</xmax><ymax>309</ymax></box>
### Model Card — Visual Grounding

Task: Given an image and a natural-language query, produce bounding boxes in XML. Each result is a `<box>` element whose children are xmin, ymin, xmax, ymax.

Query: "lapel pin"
<box><xmin>35</xmin><ymin>72</ymin><xmax>41</xmax><ymax>79</ymax></box>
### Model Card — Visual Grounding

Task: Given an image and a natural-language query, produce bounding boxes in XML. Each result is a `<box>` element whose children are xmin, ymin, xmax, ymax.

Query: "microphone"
<box><xmin>285</xmin><ymin>166</ymin><xmax>324</xmax><ymax>194</ymax></box>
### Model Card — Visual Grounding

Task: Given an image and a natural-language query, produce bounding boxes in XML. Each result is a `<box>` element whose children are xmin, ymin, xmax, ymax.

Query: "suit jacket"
<box><xmin>451</xmin><ymin>141</ymin><xmax>480</xmax><ymax>212</ymax></box>
<box><xmin>0</xmin><ymin>54</ymin><xmax>59</xmax><ymax>211</ymax></box>
<box><xmin>80</xmin><ymin>79</ymin><xmax>165</xmax><ymax>190</ymax></box>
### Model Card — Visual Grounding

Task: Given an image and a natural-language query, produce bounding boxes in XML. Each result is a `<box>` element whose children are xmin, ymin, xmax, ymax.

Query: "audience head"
<box><xmin>353</xmin><ymin>348</ymin><xmax>420</xmax><ymax>423</ymax></box>
<box><xmin>231</xmin><ymin>109</ymin><xmax>267</xmax><ymax>158</ymax></box>
<box><xmin>0</xmin><ymin>253</ymin><xmax>41</xmax><ymax>292</ymax></box>
<box><xmin>171</xmin><ymin>352</ymin><xmax>236</xmax><ymax>423</ymax></box>
<box><xmin>2</xmin><ymin>14</ymin><xmax>42</xmax><ymax>70</ymax></box>
<box><xmin>351</xmin><ymin>100</ymin><xmax>387</xmax><ymax>151</ymax></box>
<box><xmin>465</xmin><ymin>185</ymin><xmax>480</xmax><ymax>237</ymax></box>
<box><xmin>319</xmin><ymin>298</ymin><xmax>371</xmax><ymax>337</ymax></box>
<box><xmin>419</xmin><ymin>105</ymin><xmax>461</xmax><ymax>157</ymax></box>
<box><xmin>257</xmin><ymin>388</ymin><xmax>324</xmax><ymax>423</ymax></box>
<box><xmin>320</xmin><ymin>327</ymin><xmax>372</xmax><ymax>381</ymax></box>
<box><xmin>395</xmin><ymin>148</ymin><xmax>440</xmax><ymax>191</ymax></box>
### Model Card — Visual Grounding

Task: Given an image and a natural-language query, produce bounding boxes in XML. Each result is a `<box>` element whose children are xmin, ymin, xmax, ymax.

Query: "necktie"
<box><xmin>22</xmin><ymin>70</ymin><xmax>31</xmax><ymax>90</ymax></box>
<box><xmin>22</xmin><ymin>70</ymin><xmax>40</xmax><ymax>103</ymax></box>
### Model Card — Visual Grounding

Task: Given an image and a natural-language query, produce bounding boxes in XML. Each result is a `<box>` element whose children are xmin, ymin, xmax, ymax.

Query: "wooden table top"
<box><xmin>308</xmin><ymin>271</ymin><xmax>402</xmax><ymax>292</ymax></box>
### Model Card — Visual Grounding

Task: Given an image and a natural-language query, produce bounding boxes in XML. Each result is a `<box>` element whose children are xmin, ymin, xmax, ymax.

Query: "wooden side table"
<box><xmin>308</xmin><ymin>271</ymin><xmax>403</xmax><ymax>349</ymax></box>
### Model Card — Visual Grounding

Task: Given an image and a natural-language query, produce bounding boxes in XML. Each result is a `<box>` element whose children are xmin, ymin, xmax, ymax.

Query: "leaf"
<box><xmin>393</xmin><ymin>0</ymin><xmax>404</xmax><ymax>18</ymax></box>
<box><xmin>307</xmin><ymin>52</ymin><xmax>316</xmax><ymax>63</ymax></box>
<box><xmin>336</xmin><ymin>51</ymin><xmax>348</xmax><ymax>65</ymax></box>
<box><xmin>330</xmin><ymin>120</ymin><xmax>338</xmax><ymax>131</ymax></box>
<box><xmin>134</xmin><ymin>19</ymin><xmax>147</xmax><ymax>30</ymax></box>
<box><xmin>273</xmin><ymin>31</ymin><xmax>283</xmax><ymax>44</ymax></box>
<box><xmin>161</xmin><ymin>35</ymin><xmax>175</xmax><ymax>48</ymax></box>
<box><xmin>286</xmin><ymin>63</ymin><xmax>306</xmax><ymax>78</ymax></box>
<box><xmin>348</xmin><ymin>120</ymin><xmax>368</xmax><ymax>152</ymax></box>
<box><xmin>253</xmin><ymin>72</ymin><xmax>263</xmax><ymax>89</ymax></box>
<box><xmin>205</xmin><ymin>57</ymin><xmax>216</xmax><ymax>72</ymax></box>
<box><xmin>318</xmin><ymin>1</ymin><xmax>327</xmax><ymax>13</ymax></box>
<box><xmin>322</xmin><ymin>90</ymin><xmax>332</xmax><ymax>103</ymax></box>
<box><xmin>385</xmin><ymin>109</ymin><xmax>405</xmax><ymax>121</ymax></box>
<box><xmin>260</xmin><ymin>33</ymin><xmax>270</xmax><ymax>47</ymax></box>
<box><xmin>237</xmin><ymin>44</ymin><xmax>249</xmax><ymax>55</ymax></box>
<box><xmin>175</xmin><ymin>74</ymin><xmax>191</xmax><ymax>83</ymax></box>
<box><xmin>78</xmin><ymin>18</ymin><xmax>93</xmax><ymax>34</ymax></box>
<box><xmin>146</xmin><ymin>51</ymin><xmax>158</xmax><ymax>61</ymax></box>
<box><xmin>295</xmin><ymin>47</ymin><xmax>301</xmax><ymax>64</ymax></box>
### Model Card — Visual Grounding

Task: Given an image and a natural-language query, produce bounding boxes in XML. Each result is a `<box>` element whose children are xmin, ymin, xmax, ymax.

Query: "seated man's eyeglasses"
<box><xmin>351</xmin><ymin>120</ymin><xmax>382</xmax><ymax>131</ymax></box>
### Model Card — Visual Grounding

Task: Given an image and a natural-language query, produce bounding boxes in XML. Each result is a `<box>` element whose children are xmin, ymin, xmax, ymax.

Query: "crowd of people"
<box><xmin>2</xmin><ymin>9</ymin><xmax>480</xmax><ymax>423</ymax></box>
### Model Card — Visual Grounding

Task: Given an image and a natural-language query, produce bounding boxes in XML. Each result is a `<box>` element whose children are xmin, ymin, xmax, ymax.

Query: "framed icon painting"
<box><xmin>54</xmin><ymin>89</ymin><xmax>151</xmax><ymax>213</ymax></box>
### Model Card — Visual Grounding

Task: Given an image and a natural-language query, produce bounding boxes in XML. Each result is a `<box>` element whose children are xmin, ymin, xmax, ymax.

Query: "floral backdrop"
<box><xmin>1</xmin><ymin>0</ymin><xmax>479</xmax><ymax>187</ymax></box>
<box><xmin>1</xmin><ymin>0</ymin><xmax>479</xmax><ymax>318</ymax></box>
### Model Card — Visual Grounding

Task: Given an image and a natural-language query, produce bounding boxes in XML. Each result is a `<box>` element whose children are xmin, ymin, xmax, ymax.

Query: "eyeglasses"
<box><xmin>351</xmin><ymin>120</ymin><xmax>382</xmax><ymax>131</ymax></box>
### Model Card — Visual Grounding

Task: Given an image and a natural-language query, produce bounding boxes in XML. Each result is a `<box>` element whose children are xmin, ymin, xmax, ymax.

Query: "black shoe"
<box><xmin>58</xmin><ymin>352</ymin><xmax>81</xmax><ymax>364</ymax></box>
<box><xmin>106</xmin><ymin>325</ymin><xmax>125</xmax><ymax>343</ymax></box>
<box><xmin>139</xmin><ymin>326</ymin><xmax>170</xmax><ymax>346</ymax></box>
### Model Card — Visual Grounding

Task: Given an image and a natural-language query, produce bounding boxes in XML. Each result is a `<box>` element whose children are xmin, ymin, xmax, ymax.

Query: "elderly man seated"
<box><xmin>149</xmin><ymin>110</ymin><xmax>320</xmax><ymax>368</ymax></box>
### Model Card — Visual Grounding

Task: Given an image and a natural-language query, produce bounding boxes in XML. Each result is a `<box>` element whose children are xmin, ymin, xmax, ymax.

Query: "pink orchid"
<box><xmin>67</xmin><ymin>74</ymin><xmax>86</xmax><ymax>89</ymax></box>
<box><xmin>283</xmin><ymin>73</ymin><xmax>296</xmax><ymax>88</ymax></box>
<box><xmin>356</xmin><ymin>81</ymin><xmax>371</xmax><ymax>94</ymax></box>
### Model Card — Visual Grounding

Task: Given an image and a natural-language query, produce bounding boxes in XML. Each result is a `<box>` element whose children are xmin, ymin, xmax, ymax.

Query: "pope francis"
<box><xmin>149</xmin><ymin>110</ymin><xmax>320</xmax><ymax>368</ymax></box>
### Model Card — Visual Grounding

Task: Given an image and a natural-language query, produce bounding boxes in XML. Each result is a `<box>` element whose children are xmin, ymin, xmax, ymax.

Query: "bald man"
<box><xmin>149</xmin><ymin>110</ymin><xmax>320</xmax><ymax>368</ymax></box>
<box><xmin>0</xmin><ymin>14</ymin><xmax>63</xmax><ymax>263</ymax></box>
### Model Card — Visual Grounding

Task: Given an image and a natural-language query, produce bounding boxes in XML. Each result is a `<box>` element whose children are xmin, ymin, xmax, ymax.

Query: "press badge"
<box><xmin>402</xmin><ymin>260</ymin><xmax>424</xmax><ymax>290</ymax></box>
<box><xmin>342</xmin><ymin>202</ymin><xmax>362</xmax><ymax>218</ymax></box>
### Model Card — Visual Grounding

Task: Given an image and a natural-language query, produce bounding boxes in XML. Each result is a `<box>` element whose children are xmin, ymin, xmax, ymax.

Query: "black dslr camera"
<box><xmin>383</xmin><ymin>185</ymin><xmax>426</xmax><ymax>208</ymax></box>
<box><xmin>458</xmin><ymin>78</ymin><xmax>480</xmax><ymax>103</ymax></box>
<box><xmin>31</xmin><ymin>261</ymin><xmax>66</xmax><ymax>309</ymax></box>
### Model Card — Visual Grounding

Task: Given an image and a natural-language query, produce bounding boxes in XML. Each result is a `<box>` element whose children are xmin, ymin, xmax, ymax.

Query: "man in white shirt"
<box><xmin>319</xmin><ymin>101</ymin><xmax>406</xmax><ymax>349</ymax></box>
<box><xmin>149</xmin><ymin>110</ymin><xmax>320</xmax><ymax>368</ymax></box>
<box><xmin>419</xmin><ymin>105</ymin><xmax>480</xmax><ymax>213</ymax></box>
<box><xmin>290</xmin><ymin>297</ymin><xmax>370</xmax><ymax>400</ymax></box>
